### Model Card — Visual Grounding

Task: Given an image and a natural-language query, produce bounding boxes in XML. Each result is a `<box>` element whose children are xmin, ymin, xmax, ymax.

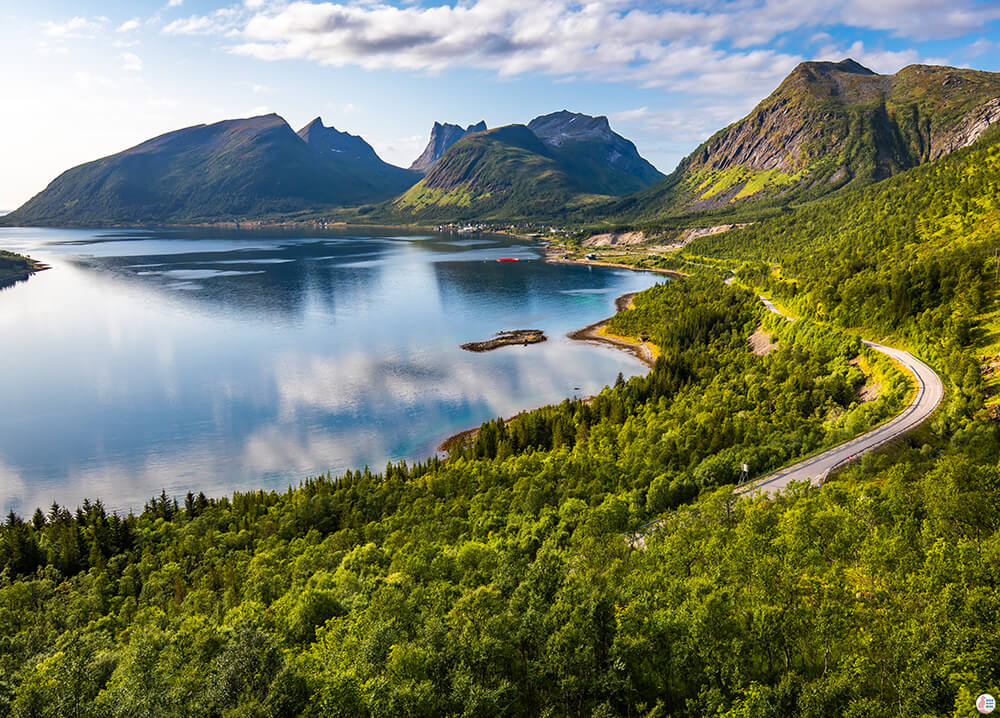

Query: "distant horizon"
<box><xmin>3</xmin><ymin>0</ymin><xmax>999</xmax><ymax>208</ymax></box>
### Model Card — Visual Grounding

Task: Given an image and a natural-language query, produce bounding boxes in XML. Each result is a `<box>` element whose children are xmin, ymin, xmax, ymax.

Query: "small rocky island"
<box><xmin>461</xmin><ymin>329</ymin><xmax>547</xmax><ymax>352</ymax></box>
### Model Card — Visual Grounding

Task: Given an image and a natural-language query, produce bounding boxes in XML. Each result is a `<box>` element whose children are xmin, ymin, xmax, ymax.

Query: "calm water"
<box><xmin>0</xmin><ymin>227</ymin><xmax>661</xmax><ymax>514</ymax></box>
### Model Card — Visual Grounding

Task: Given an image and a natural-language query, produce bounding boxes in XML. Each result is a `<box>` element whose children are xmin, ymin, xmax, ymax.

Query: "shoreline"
<box><xmin>437</xmin><ymin>290</ymin><xmax>657</xmax><ymax>452</ymax></box>
<box><xmin>544</xmin><ymin>251</ymin><xmax>685</xmax><ymax>278</ymax></box>
<box><xmin>566</xmin><ymin>291</ymin><xmax>657</xmax><ymax>369</ymax></box>
<box><xmin>0</xmin><ymin>258</ymin><xmax>51</xmax><ymax>289</ymax></box>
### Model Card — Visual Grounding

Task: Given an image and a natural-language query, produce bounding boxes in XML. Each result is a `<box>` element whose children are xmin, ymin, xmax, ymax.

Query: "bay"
<box><xmin>0</xmin><ymin>227</ymin><xmax>662</xmax><ymax>514</ymax></box>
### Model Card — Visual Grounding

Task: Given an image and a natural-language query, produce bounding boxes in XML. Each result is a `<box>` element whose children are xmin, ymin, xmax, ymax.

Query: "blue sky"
<box><xmin>3</xmin><ymin>0</ymin><xmax>1000</xmax><ymax>208</ymax></box>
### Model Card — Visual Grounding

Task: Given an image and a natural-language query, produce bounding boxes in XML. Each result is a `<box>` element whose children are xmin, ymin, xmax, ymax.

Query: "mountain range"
<box><xmin>392</xmin><ymin>112</ymin><xmax>665</xmax><ymax>220</ymax></box>
<box><xmin>4</xmin><ymin>59</ymin><xmax>1000</xmax><ymax>227</ymax></box>
<box><xmin>5</xmin><ymin>114</ymin><xmax>420</xmax><ymax>226</ymax></box>
<box><xmin>620</xmin><ymin>59</ymin><xmax>1000</xmax><ymax>221</ymax></box>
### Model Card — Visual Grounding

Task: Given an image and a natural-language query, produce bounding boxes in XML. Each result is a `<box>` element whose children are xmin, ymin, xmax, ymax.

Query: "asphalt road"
<box><xmin>738</xmin><ymin>296</ymin><xmax>944</xmax><ymax>495</ymax></box>
<box><xmin>628</xmin><ymin>287</ymin><xmax>944</xmax><ymax>545</ymax></box>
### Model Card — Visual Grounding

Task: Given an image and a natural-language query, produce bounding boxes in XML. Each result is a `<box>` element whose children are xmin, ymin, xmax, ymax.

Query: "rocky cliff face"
<box><xmin>927</xmin><ymin>97</ymin><xmax>1000</xmax><ymax>160</ymax></box>
<box><xmin>633</xmin><ymin>59</ymin><xmax>1000</xmax><ymax>218</ymax></box>
<box><xmin>409</xmin><ymin>121</ymin><xmax>487</xmax><ymax>172</ymax></box>
<box><xmin>527</xmin><ymin>110</ymin><xmax>616</xmax><ymax>145</ymax></box>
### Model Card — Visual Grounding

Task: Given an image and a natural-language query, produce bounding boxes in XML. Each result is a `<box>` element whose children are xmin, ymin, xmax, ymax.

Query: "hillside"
<box><xmin>409</xmin><ymin>121</ymin><xmax>487</xmax><ymax>172</ymax></box>
<box><xmin>4</xmin><ymin>115</ymin><xmax>418</xmax><ymax>227</ymax></box>
<box><xmin>622</xmin><ymin>59</ymin><xmax>1000</xmax><ymax>221</ymax></box>
<box><xmin>685</xmin><ymin>123</ymin><xmax>1000</xmax><ymax>407</ymax></box>
<box><xmin>392</xmin><ymin>124</ymin><xmax>595</xmax><ymax>220</ymax></box>
<box><xmin>392</xmin><ymin>113</ymin><xmax>662</xmax><ymax>220</ymax></box>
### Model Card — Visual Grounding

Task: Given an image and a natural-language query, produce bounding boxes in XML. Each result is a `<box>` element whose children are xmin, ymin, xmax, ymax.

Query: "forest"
<box><xmin>3</xmin><ymin>134</ymin><xmax>1000</xmax><ymax>716</ymax></box>
<box><xmin>5</xmin><ymin>273</ymin><xmax>985</xmax><ymax>718</ymax></box>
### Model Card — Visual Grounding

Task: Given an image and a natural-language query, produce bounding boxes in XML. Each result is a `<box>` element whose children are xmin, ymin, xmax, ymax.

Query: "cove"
<box><xmin>0</xmin><ymin>227</ymin><xmax>662</xmax><ymax>514</ymax></box>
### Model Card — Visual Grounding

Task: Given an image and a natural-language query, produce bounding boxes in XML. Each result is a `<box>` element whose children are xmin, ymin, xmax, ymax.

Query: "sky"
<box><xmin>2</xmin><ymin>0</ymin><xmax>1000</xmax><ymax>209</ymax></box>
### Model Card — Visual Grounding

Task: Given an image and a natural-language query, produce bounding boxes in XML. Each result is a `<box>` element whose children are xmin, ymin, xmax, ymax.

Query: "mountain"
<box><xmin>296</xmin><ymin>117</ymin><xmax>419</xmax><ymax>194</ymax></box>
<box><xmin>626</xmin><ymin>59</ymin><xmax>1000</xmax><ymax>220</ymax></box>
<box><xmin>394</xmin><ymin>124</ymin><xmax>585</xmax><ymax>220</ymax></box>
<box><xmin>5</xmin><ymin>114</ymin><xmax>419</xmax><ymax>226</ymax></box>
<box><xmin>527</xmin><ymin>110</ymin><xmax>664</xmax><ymax>195</ymax></box>
<box><xmin>409</xmin><ymin>121</ymin><xmax>487</xmax><ymax>172</ymax></box>
<box><xmin>393</xmin><ymin>113</ymin><xmax>663</xmax><ymax>220</ymax></box>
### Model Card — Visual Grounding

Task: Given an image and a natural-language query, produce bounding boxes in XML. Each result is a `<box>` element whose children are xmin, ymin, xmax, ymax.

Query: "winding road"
<box><xmin>628</xmin><ymin>285</ymin><xmax>944</xmax><ymax>545</ymax></box>
<box><xmin>738</xmin><ymin>295</ymin><xmax>944</xmax><ymax>495</ymax></box>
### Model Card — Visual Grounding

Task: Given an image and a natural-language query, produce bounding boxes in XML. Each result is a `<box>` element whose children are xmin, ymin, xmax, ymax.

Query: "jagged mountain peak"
<box><xmin>296</xmin><ymin>118</ymin><xmax>381</xmax><ymax>163</ymax></box>
<box><xmin>409</xmin><ymin>120</ymin><xmax>489</xmax><ymax>172</ymax></box>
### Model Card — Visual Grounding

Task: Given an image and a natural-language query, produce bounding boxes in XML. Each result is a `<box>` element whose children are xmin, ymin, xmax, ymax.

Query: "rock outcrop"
<box><xmin>409</xmin><ymin>121</ymin><xmax>487</xmax><ymax>172</ymax></box>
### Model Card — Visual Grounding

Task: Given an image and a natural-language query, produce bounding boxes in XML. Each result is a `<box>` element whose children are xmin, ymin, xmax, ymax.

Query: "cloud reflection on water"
<box><xmin>0</xmin><ymin>227</ymin><xmax>661</xmax><ymax>514</ymax></box>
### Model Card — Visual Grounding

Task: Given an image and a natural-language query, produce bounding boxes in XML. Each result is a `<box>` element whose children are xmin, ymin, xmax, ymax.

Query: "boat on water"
<box><xmin>496</xmin><ymin>257</ymin><xmax>520</xmax><ymax>262</ymax></box>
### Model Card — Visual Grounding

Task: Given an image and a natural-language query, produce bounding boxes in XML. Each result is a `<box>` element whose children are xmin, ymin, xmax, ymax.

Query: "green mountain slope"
<box><xmin>623</xmin><ymin>59</ymin><xmax>1000</xmax><ymax>222</ymax></box>
<box><xmin>5</xmin><ymin>115</ymin><xmax>417</xmax><ymax>227</ymax></box>
<box><xmin>392</xmin><ymin>113</ymin><xmax>663</xmax><ymax>221</ymax></box>
<box><xmin>392</xmin><ymin>124</ymin><xmax>599</xmax><ymax>220</ymax></box>
<box><xmin>687</xmin><ymin>125</ymin><xmax>1000</xmax><ymax>407</ymax></box>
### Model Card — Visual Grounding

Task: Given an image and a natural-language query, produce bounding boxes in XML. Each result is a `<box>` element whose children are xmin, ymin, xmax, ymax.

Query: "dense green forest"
<box><xmin>2</xmin><ymin>276</ymin><xmax>938</xmax><ymax>717</ymax></box>
<box><xmin>687</xmin><ymin>127</ymin><xmax>1000</xmax><ymax>414</ymax></box>
<box><xmin>4</xmin><ymin>129</ymin><xmax>1000</xmax><ymax>717</ymax></box>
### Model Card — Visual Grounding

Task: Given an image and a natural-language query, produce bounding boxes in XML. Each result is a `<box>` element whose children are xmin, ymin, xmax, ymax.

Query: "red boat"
<box><xmin>496</xmin><ymin>257</ymin><xmax>520</xmax><ymax>262</ymax></box>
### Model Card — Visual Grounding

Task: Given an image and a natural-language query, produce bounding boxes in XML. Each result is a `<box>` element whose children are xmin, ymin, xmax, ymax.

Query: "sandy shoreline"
<box><xmin>566</xmin><ymin>293</ymin><xmax>657</xmax><ymax>369</ymax></box>
<box><xmin>437</xmin><ymin>290</ymin><xmax>657</xmax><ymax>452</ymax></box>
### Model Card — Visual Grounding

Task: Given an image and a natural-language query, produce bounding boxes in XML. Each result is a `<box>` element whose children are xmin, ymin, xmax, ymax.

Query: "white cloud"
<box><xmin>34</xmin><ymin>41</ymin><xmax>71</xmax><ymax>56</ymax></box>
<box><xmin>71</xmin><ymin>71</ymin><xmax>116</xmax><ymax>91</ymax></box>
<box><xmin>164</xmin><ymin>7</ymin><xmax>242</xmax><ymax>35</ymax></box>
<box><xmin>167</xmin><ymin>0</ymin><xmax>184</xmax><ymax>7</ymax></box>
<box><xmin>164</xmin><ymin>16</ymin><xmax>218</xmax><ymax>34</ymax></box>
<box><xmin>43</xmin><ymin>16</ymin><xmax>105</xmax><ymax>39</ymax></box>
<box><xmin>815</xmin><ymin>40</ymin><xmax>921</xmax><ymax>74</ymax></box>
<box><xmin>966</xmin><ymin>38</ymin><xmax>997</xmax><ymax>58</ymax></box>
<box><xmin>181</xmin><ymin>0</ymin><xmax>985</xmax><ymax>98</ymax></box>
<box><xmin>117</xmin><ymin>18</ymin><xmax>141</xmax><ymax>33</ymax></box>
<box><xmin>840</xmin><ymin>0</ymin><xmax>1000</xmax><ymax>40</ymax></box>
<box><xmin>121</xmin><ymin>52</ymin><xmax>144</xmax><ymax>72</ymax></box>
<box><xmin>609</xmin><ymin>107</ymin><xmax>649</xmax><ymax>123</ymax></box>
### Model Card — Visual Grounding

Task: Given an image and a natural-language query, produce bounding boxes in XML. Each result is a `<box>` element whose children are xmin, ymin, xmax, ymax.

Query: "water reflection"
<box><xmin>0</xmin><ymin>227</ymin><xmax>661</xmax><ymax>514</ymax></box>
